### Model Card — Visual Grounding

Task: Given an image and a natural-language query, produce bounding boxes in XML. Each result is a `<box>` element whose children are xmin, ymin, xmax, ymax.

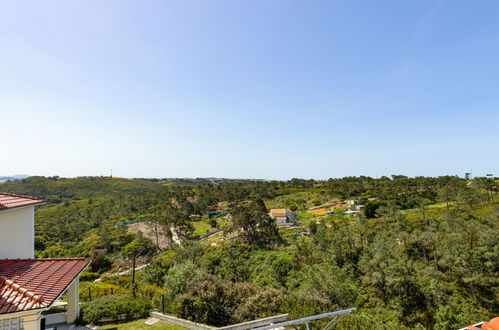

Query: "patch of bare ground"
<box><xmin>126</xmin><ymin>221</ymin><xmax>174</xmax><ymax>250</ymax></box>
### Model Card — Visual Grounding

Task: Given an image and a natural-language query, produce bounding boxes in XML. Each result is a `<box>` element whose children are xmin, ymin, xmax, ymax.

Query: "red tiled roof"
<box><xmin>0</xmin><ymin>258</ymin><xmax>90</xmax><ymax>314</ymax></box>
<box><xmin>269</xmin><ymin>209</ymin><xmax>287</xmax><ymax>217</ymax></box>
<box><xmin>0</xmin><ymin>193</ymin><xmax>44</xmax><ymax>211</ymax></box>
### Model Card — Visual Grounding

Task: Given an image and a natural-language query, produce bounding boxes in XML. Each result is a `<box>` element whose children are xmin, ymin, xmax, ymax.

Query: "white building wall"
<box><xmin>0</xmin><ymin>207</ymin><xmax>34</xmax><ymax>259</ymax></box>
<box><xmin>0</xmin><ymin>311</ymin><xmax>41</xmax><ymax>330</ymax></box>
<box><xmin>65</xmin><ymin>278</ymin><xmax>80</xmax><ymax>324</ymax></box>
<box><xmin>276</xmin><ymin>219</ymin><xmax>287</xmax><ymax>225</ymax></box>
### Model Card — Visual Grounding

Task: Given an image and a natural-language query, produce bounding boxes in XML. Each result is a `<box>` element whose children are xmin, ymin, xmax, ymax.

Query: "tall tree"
<box><xmin>229</xmin><ymin>199</ymin><xmax>279</xmax><ymax>245</ymax></box>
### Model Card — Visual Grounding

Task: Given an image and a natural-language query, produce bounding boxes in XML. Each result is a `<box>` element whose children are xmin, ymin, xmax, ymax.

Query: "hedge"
<box><xmin>80</xmin><ymin>294</ymin><xmax>151</xmax><ymax>324</ymax></box>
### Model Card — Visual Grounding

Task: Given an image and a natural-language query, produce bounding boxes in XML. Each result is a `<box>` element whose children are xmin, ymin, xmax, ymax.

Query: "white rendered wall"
<box><xmin>0</xmin><ymin>311</ymin><xmax>41</xmax><ymax>330</ymax></box>
<box><xmin>0</xmin><ymin>207</ymin><xmax>34</xmax><ymax>259</ymax></box>
<box><xmin>66</xmin><ymin>278</ymin><xmax>80</xmax><ymax>324</ymax></box>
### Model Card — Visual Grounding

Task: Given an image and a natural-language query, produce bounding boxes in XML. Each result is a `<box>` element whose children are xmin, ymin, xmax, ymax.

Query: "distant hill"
<box><xmin>0</xmin><ymin>174</ymin><xmax>30</xmax><ymax>181</ymax></box>
<box><xmin>158</xmin><ymin>177</ymin><xmax>265</xmax><ymax>186</ymax></box>
<box><xmin>0</xmin><ymin>176</ymin><xmax>165</xmax><ymax>203</ymax></box>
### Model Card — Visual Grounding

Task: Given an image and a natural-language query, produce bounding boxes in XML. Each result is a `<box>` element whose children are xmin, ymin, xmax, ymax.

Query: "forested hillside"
<box><xmin>1</xmin><ymin>175</ymin><xmax>497</xmax><ymax>328</ymax></box>
<box><xmin>0</xmin><ymin>176</ymin><xmax>164</xmax><ymax>203</ymax></box>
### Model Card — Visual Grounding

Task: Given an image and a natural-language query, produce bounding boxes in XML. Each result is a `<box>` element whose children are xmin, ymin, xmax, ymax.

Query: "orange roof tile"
<box><xmin>269</xmin><ymin>209</ymin><xmax>287</xmax><ymax>217</ymax></box>
<box><xmin>0</xmin><ymin>258</ymin><xmax>89</xmax><ymax>314</ymax></box>
<box><xmin>0</xmin><ymin>193</ymin><xmax>44</xmax><ymax>211</ymax></box>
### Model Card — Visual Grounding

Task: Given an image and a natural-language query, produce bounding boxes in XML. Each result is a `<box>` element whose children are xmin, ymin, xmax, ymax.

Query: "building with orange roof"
<box><xmin>269</xmin><ymin>209</ymin><xmax>297</xmax><ymax>225</ymax></box>
<box><xmin>461</xmin><ymin>317</ymin><xmax>499</xmax><ymax>330</ymax></box>
<box><xmin>0</xmin><ymin>193</ymin><xmax>90</xmax><ymax>329</ymax></box>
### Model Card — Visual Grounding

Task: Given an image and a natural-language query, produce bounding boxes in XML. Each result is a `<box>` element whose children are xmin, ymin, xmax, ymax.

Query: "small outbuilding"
<box><xmin>269</xmin><ymin>209</ymin><xmax>297</xmax><ymax>225</ymax></box>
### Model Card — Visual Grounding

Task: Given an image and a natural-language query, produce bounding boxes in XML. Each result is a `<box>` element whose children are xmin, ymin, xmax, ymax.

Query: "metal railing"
<box><xmin>253</xmin><ymin>308</ymin><xmax>356</xmax><ymax>330</ymax></box>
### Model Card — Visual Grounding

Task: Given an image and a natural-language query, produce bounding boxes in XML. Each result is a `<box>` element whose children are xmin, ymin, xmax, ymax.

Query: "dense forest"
<box><xmin>1</xmin><ymin>175</ymin><xmax>498</xmax><ymax>329</ymax></box>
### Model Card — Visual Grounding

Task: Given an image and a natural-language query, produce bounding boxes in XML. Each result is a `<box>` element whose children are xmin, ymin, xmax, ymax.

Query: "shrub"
<box><xmin>89</xmin><ymin>249</ymin><xmax>112</xmax><ymax>273</ymax></box>
<box><xmin>312</xmin><ymin>199</ymin><xmax>322</xmax><ymax>206</ymax></box>
<box><xmin>137</xmin><ymin>284</ymin><xmax>165</xmax><ymax>310</ymax></box>
<box><xmin>80</xmin><ymin>282</ymin><xmax>129</xmax><ymax>302</ymax></box>
<box><xmin>79</xmin><ymin>271</ymin><xmax>100</xmax><ymax>282</ymax></box>
<box><xmin>363</xmin><ymin>200</ymin><xmax>387</xmax><ymax>218</ymax></box>
<box><xmin>81</xmin><ymin>294</ymin><xmax>151</xmax><ymax>324</ymax></box>
<box><xmin>164</xmin><ymin>261</ymin><xmax>204</xmax><ymax>300</ymax></box>
<box><xmin>123</xmin><ymin>233</ymin><xmax>156</xmax><ymax>257</ymax></box>
<box><xmin>232</xmin><ymin>288</ymin><xmax>288</xmax><ymax>323</ymax></box>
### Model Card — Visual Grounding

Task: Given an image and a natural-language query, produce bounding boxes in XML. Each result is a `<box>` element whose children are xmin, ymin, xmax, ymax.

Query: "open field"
<box><xmin>192</xmin><ymin>220</ymin><xmax>212</xmax><ymax>236</ymax></box>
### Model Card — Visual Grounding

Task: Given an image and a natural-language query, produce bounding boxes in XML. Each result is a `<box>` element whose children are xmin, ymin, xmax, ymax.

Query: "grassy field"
<box><xmin>98</xmin><ymin>318</ymin><xmax>186</xmax><ymax>329</ymax></box>
<box><xmin>192</xmin><ymin>220</ymin><xmax>212</xmax><ymax>236</ymax></box>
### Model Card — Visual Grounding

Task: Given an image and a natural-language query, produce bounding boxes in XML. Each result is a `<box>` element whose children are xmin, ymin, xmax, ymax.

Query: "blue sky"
<box><xmin>1</xmin><ymin>0</ymin><xmax>498</xmax><ymax>179</ymax></box>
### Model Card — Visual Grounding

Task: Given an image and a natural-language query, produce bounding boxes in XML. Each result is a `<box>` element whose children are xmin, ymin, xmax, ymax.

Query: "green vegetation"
<box><xmin>80</xmin><ymin>294</ymin><xmax>151</xmax><ymax>324</ymax></box>
<box><xmin>80</xmin><ymin>282</ymin><xmax>129</xmax><ymax>302</ymax></box>
<box><xmin>0</xmin><ymin>176</ymin><xmax>163</xmax><ymax>203</ymax></box>
<box><xmin>98</xmin><ymin>318</ymin><xmax>185</xmax><ymax>330</ymax></box>
<box><xmin>2</xmin><ymin>175</ymin><xmax>498</xmax><ymax>328</ymax></box>
<box><xmin>191</xmin><ymin>221</ymin><xmax>212</xmax><ymax>236</ymax></box>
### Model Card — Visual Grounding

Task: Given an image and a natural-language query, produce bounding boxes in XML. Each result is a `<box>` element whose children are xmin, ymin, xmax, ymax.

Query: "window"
<box><xmin>0</xmin><ymin>317</ymin><xmax>24</xmax><ymax>330</ymax></box>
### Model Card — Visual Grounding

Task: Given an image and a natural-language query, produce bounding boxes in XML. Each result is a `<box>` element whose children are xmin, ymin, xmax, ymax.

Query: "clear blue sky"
<box><xmin>1</xmin><ymin>0</ymin><xmax>498</xmax><ymax>179</ymax></box>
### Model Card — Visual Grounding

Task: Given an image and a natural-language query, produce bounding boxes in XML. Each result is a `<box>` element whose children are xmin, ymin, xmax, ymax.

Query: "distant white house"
<box><xmin>344</xmin><ymin>210</ymin><xmax>359</xmax><ymax>215</ymax></box>
<box><xmin>269</xmin><ymin>209</ymin><xmax>297</xmax><ymax>225</ymax></box>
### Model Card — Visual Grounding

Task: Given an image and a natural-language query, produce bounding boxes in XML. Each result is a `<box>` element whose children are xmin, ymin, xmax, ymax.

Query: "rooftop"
<box><xmin>0</xmin><ymin>258</ymin><xmax>89</xmax><ymax>314</ymax></box>
<box><xmin>0</xmin><ymin>193</ymin><xmax>44</xmax><ymax>211</ymax></box>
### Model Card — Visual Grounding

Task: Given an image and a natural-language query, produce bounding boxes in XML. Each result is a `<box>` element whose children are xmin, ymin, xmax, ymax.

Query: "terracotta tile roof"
<box><xmin>0</xmin><ymin>193</ymin><xmax>44</xmax><ymax>211</ymax></box>
<box><xmin>0</xmin><ymin>258</ymin><xmax>89</xmax><ymax>314</ymax></box>
<box><xmin>269</xmin><ymin>209</ymin><xmax>287</xmax><ymax>217</ymax></box>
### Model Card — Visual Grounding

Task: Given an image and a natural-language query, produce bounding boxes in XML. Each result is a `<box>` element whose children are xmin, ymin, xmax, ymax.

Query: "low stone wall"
<box><xmin>150</xmin><ymin>311</ymin><xmax>289</xmax><ymax>330</ymax></box>
<box><xmin>218</xmin><ymin>314</ymin><xmax>288</xmax><ymax>330</ymax></box>
<box><xmin>151</xmin><ymin>312</ymin><xmax>215</xmax><ymax>330</ymax></box>
<box><xmin>96</xmin><ymin>313</ymin><xmax>143</xmax><ymax>324</ymax></box>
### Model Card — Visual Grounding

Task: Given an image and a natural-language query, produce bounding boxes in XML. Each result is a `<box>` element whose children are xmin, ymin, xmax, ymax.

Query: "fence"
<box><xmin>114</xmin><ymin>218</ymin><xmax>148</xmax><ymax>226</ymax></box>
<box><xmin>81</xmin><ymin>285</ymin><xmax>125</xmax><ymax>301</ymax></box>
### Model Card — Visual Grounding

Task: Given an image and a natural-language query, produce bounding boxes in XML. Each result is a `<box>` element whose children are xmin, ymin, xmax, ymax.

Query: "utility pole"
<box><xmin>132</xmin><ymin>253</ymin><xmax>136</xmax><ymax>298</ymax></box>
<box><xmin>131</xmin><ymin>249</ymin><xmax>143</xmax><ymax>298</ymax></box>
<box><xmin>132</xmin><ymin>254</ymin><xmax>136</xmax><ymax>284</ymax></box>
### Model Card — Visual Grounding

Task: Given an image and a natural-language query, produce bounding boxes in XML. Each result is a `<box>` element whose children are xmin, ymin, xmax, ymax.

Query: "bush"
<box><xmin>80</xmin><ymin>282</ymin><xmax>129</xmax><ymax>302</ymax></box>
<box><xmin>363</xmin><ymin>200</ymin><xmax>387</xmax><ymax>218</ymax></box>
<box><xmin>137</xmin><ymin>284</ymin><xmax>165</xmax><ymax>311</ymax></box>
<box><xmin>123</xmin><ymin>233</ymin><xmax>156</xmax><ymax>257</ymax></box>
<box><xmin>164</xmin><ymin>261</ymin><xmax>204</xmax><ymax>300</ymax></box>
<box><xmin>79</xmin><ymin>271</ymin><xmax>100</xmax><ymax>282</ymax></box>
<box><xmin>89</xmin><ymin>249</ymin><xmax>113</xmax><ymax>273</ymax></box>
<box><xmin>81</xmin><ymin>294</ymin><xmax>151</xmax><ymax>324</ymax></box>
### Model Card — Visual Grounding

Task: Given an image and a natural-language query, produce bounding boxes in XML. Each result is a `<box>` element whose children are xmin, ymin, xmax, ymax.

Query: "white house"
<box><xmin>269</xmin><ymin>209</ymin><xmax>297</xmax><ymax>225</ymax></box>
<box><xmin>0</xmin><ymin>193</ymin><xmax>89</xmax><ymax>330</ymax></box>
<box><xmin>0</xmin><ymin>194</ymin><xmax>44</xmax><ymax>259</ymax></box>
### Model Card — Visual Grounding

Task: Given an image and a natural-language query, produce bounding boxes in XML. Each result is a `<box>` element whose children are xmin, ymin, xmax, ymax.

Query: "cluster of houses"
<box><xmin>268</xmin><ymin>200</ymin><xmax>364</xmax><ymax>226</ymax></box>
<box><xmin>0</xmin><ymin>193</ymin><xmax>89</xmax><ymax>330</ymax></box>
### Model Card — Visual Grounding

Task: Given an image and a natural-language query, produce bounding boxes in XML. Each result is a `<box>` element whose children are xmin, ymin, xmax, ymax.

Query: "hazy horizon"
<box><xmin>1</xmin><ymin>1</ymin><xmax>498</xmax><ymax>179</ymax></box>
<box><xmin>0</xmin><ymin>173</ymin><xmax>488</xmax><ymax>181</ymax></box>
